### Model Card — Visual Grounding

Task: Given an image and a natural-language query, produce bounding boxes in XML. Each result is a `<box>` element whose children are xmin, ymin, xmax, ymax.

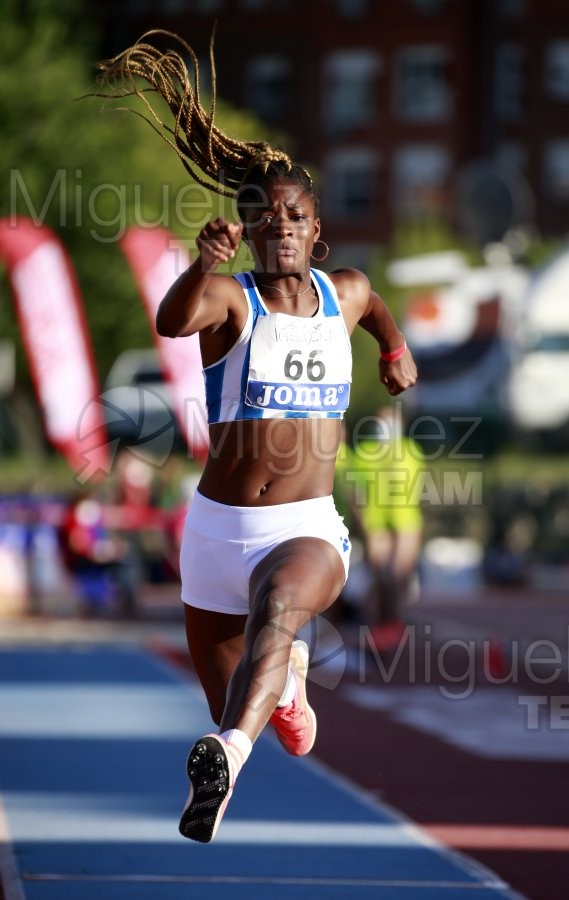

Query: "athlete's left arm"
<box><xmin>331</xmin><ymin>268</ymin><xmax>417</xmax><ymax>396</ymax></box>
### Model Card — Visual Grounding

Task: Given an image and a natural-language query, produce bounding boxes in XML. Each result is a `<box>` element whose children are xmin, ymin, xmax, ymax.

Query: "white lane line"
<box><xmin>22</xmin><ymin>873</ymin><xmax>507</xmax><ymax>889</ymax></box>
<box><xmin>2</xmin><ymin>794</ymin><xmax>422</xmax><ymax>846</ymax></box>
<box><xmin>0</xmin><ymin>796</ymin><xmax>26</xmax><ymax>900</ymax></box>
<box><xmin>210</xmin><ymin>821</ymin><xmax>420</xmax><ymax>847</ymax></box>
<box><xmin>0</xmin><ymin>684</ymin><xmax>212</xmax><ymax>738</ymax></box>
<box><xmin>6</xmin><ymin>794</ymin><xmax>515</xmax><ymax>894</ymax></box>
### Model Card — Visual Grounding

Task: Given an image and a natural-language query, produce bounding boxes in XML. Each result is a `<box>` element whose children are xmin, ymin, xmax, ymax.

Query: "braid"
<box><xmin>92</xmin><ymin>28</ymin><xmax>303</xmax><ymax>199</ymax></box>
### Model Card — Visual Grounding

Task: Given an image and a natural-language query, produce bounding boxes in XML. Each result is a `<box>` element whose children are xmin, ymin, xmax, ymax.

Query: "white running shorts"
<box><xmin>180</xmin><ymin>491</ymin><xmax>351</xmax><ymax>614</ymax></box>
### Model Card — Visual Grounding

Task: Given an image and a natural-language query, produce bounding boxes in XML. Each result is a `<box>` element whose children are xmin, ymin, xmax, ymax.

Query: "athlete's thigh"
<box><xmin>249</xmin><ymin>537</ymin><xmax>346</xmax><ymax>628</ymax></box>
<box><xmin>184</xmin><ymin>604</ymin><xmax>247</xmax><ymax>704</ymax></box>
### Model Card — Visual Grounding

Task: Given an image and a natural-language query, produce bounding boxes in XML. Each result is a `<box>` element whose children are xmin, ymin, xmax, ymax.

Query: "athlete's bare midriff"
<box><xmin>198</xmin><ymin>417</ymin><xmax>342</xmax><ymax>506</ymax></box>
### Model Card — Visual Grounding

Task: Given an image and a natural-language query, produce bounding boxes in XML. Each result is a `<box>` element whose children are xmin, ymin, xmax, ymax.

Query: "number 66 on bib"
<box><xmin>246</xmin><ymin>310</ymin><xmax>352</xmax><ymax>417</ymax></box>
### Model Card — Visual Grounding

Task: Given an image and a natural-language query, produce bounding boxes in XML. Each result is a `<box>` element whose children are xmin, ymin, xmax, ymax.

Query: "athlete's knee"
<box><xmin>247</xmin><ymin>587</ymin><xmax>307</xmax><ymax>655</ymax></box>
<box><xmin>250</xmin><ymin>586</ymin><xmax>297</xmax><ymax>629</ymax></box>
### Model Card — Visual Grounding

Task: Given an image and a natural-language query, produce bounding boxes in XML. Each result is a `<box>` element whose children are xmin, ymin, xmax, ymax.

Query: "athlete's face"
<box><xmin>241</xmin><ymin>178</ymin><xmax>320</xmax><ymax>274</ymax></box>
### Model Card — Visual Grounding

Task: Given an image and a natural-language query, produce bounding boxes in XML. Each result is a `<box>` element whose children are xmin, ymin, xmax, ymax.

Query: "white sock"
<box><xmin>219</xmin><ymin>728</ymin><xmax>252</xmax><ymax>783</ymax></box>
<box><xmin>276</xmin><ymin>667</ymin><xmax>297</xmax><ymax>708</ymax></box>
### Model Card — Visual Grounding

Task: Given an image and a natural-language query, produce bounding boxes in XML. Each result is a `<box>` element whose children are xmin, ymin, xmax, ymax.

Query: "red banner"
<box><xmin>120</xmin><ymin>227</ymin><xmax>208</xmax><ymax>460</ymax></box>
<box><xmin>0</xmin><ymin>218</ymin><xmax>110</xmax><ymax>480</ymax></box>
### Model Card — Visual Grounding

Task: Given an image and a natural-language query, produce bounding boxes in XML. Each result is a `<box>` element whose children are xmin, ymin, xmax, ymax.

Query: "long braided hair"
<box><xmin>93</xmin><ymin>28</ymin><xmax>319</xmax><ymax>216</ymax></box>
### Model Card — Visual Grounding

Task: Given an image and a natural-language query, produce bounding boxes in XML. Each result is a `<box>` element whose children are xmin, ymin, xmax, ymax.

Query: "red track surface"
<box><xmin>308</xmin><ymin>597</ymin><xmax>569</xmax><ymax>900</ymax></box>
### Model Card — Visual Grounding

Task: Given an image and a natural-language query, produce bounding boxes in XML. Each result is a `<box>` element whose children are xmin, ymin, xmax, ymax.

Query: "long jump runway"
<box><xmin>0</xmin><ymin>644</ymin><xmax>525</xmax><ymax>899</ymax></box>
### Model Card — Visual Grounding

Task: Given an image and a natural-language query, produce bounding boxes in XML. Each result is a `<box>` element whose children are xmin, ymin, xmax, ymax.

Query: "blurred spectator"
<box><xmin>351</xmin><ymin>405</ymin><xmax>425</xmax><ymax>651</ymax></box>
<box><xmin>59</xmin><ymin>489</ymin><xmax>135</xmax><ymax>616</ymax></box>
<box><xmin>159</xmin><ymin>470</ymin><xmax>201</xmax><ymax>581</ymax></box>
<box><xmin>116</xmin><ymin>453</ymin><xmax>156</xmax><ymax>508</ymax></box>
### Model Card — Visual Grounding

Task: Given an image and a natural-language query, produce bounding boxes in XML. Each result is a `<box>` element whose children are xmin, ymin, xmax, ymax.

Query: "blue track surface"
<box><xmin>0</xmin><ymin>645</ymin><xmax>525</xmax><ymax>899</ymax></box>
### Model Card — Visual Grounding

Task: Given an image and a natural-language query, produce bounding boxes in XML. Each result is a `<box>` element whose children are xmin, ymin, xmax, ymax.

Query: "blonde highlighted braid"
<box><xmin>93</xmin><ymin>27</ymin><xmax>315</xmax><ymax>204</ymax></box>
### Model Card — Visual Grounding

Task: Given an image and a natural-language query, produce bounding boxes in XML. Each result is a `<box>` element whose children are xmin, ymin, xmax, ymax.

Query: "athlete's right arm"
<box><xmin>156</xmin><ymin>218</ymin><xmax>244</xmax><ymax>338</ymax></box>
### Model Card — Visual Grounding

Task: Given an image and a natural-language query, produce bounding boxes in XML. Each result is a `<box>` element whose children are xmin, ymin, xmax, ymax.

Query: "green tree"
<box><xmin>0</xmin><ymin>0</ymin><xmax>282</xmax><ymax>383</ymax></box>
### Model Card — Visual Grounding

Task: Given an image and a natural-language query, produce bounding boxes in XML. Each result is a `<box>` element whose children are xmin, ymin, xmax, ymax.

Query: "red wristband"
<box><xmin>381</xmin><ymin>339</ymin><xmax>407</xmax><ymax>362</ymax></box>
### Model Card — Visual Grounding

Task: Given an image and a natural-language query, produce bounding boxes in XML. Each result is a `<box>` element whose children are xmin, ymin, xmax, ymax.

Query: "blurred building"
<box><xmin>95</xmin><ymin>0</ymin><xmax>569</xmax><ymax>267</ymax></box>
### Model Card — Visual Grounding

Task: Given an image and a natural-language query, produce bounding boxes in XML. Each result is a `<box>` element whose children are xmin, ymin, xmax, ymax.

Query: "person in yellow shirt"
<box><xmin>351</xmin><ymin>405</ymin><xmax>424</xmax><ymax>650</ymax></box>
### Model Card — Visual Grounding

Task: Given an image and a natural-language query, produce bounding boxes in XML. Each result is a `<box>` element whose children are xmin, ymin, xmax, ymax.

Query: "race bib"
<box><xmin>245</xmin><ymin>312</ymin><xmax>351</xmax><ymax>414</ymax></box>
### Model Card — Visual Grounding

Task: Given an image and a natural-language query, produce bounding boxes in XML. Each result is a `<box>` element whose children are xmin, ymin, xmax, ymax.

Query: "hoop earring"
<box><xmin>310</xmin><ymin>240</ymin><xmax>330</xmax><ymax>262</ymax></box>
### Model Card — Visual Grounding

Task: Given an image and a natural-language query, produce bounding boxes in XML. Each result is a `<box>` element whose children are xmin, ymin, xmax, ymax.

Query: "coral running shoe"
<box><xmin>178</xmin><ymin>735</ymin><xmax>233</xmax><ymax>843</ymax></box>
<box><xmin>270</xmin><ymin>639</ymin><xmax>317</xmax><ymax>757</ymax></box>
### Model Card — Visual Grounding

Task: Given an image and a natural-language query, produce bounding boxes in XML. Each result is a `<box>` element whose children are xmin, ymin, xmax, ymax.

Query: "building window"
<box><xmin>495</xmin><ymin>141</ymin><xmax>527</xmax><ymax>174</ymax></box>
<box><xmin>497</xmin><ymin>0</ymin><xmax>527</xmax><ymax>18</ymax></box>
<box><xmin>495</xmin><ymin>43</ymin><xmax>526</xmax><ymax>121</ymax></box>
<box><xmin>324</xmin><ymin>148</ymin><xmax>378</xmax><ymax>220</ymax></box>
<box><xmin>324</xmin><ymin>51</ymin><xmax>381</xmax><ymax>133</ymax></box>
<box><xmin>408</xmin><ymin>0</ymin><xmax>446</xmax><ymax>15</ymax></box>
<box><xmin>394</xmin><ymin>46</ymin><xmax>452</xmax><ymax>122</ymax></box>
<box><xmin>245</xmin><ymin>56</ymin><xmax>291</xmax><ymax>122</ymax></box>
<box><xmin>333</xmin><ymin>0</ymin><xmax>370</xmax><ymax>18</ymax></box>
<box><xmin>393</xmin><ymin>144</ymin><xmax>450</xmax><ymax>218</ymax></box>
<box><xmin>543</xmin><ymin>140</ymin><xmax>569</xmax><ymax>200</ymax></box>
<box><xmin>163</xmin><ymin>0</ymin><xmax>223</xmax><ymax>10</ymax></box>
<box><xmin>126</xmin><ymin>0</ymin><xmax>223</xmax><ymax>10</ymax></box>
<box><xmin>544</xmin><ymin>41</ymin><xmax>569</xmax><ymax>101</ymax></box>
<box><xmin>239</xmin><ymin>0</ymin><xmax>294</xmax><ymax>8</ymax></box>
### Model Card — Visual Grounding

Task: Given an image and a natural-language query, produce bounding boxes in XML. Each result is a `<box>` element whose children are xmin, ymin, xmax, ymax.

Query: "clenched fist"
<box><xmin>197</xmin><ymin>218</ymin><xmax>243</xmax><ymax>272</ymax></box>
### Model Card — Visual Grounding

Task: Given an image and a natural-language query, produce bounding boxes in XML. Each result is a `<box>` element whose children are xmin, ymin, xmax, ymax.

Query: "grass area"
<box><xmin>0</xmin><ymin>447</ymin><xmax>567</xmax><ymax>497</ymax></box>
<box><xmin>429</xmin><ymin>449</ymin><xmax>569</xmax><ymax>487</ymax></box>
<box><xmin>0</xmin><ymin>454</ymin><xmax>78</xmax><ymax>495</ymax></box>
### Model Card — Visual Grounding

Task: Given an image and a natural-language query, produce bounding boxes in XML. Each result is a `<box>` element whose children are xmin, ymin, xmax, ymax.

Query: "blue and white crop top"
<box><xmin>203</xmin><ymin>268</ymin><xmax>352</xmax><ymax>422</ymax></box>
